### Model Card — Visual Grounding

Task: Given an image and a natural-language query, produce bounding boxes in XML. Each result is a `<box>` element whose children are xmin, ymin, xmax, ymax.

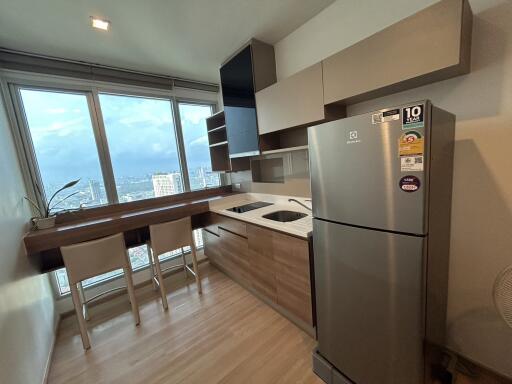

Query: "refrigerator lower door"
<box><xmin>314</xmin><ymin>219</ymin><xmax>425</xmax><ymax>384</ymax></box>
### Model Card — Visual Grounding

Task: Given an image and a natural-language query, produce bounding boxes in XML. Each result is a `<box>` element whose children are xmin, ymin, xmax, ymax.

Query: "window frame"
<box><xmin>176</xmin><ymin>99</ymin><xmax>224</xmax><ymax>191</ymax></box>
<box><xmin>1</xmin><ymin>70</ymin><xmax>221</xmax><ymax>297</ymax></box>
<box><xmin>13</xmin><ymin>85</ymin><xmax>118</xmax><ymax>207</ymax></box>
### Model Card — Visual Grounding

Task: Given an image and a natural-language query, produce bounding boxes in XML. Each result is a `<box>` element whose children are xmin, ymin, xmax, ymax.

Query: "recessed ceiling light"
<box><xmin>90</xmin><ymin>17</ymin><xmax>110</xmax><ymax>31</ymax></box>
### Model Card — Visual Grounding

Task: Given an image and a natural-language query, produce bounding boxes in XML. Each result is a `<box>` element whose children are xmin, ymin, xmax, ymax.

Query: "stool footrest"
<box><xmin>83</xmin><ymin>285</ymin><xmax>127</xmax><ymax>305</ymax></box>
<box><xmin>185</xmin><ymin>265</ymin><xmax>197</xmax><ymax>277</ymax></box>
<box><xmin>161</xmin><ymin>263</ymin><xmax>186</xmax><ymax>274</ymax></box>
<box><xmin>150</xmin><ymin>262</ymin><xmax>198</xmax><ymax>283</ymax></box>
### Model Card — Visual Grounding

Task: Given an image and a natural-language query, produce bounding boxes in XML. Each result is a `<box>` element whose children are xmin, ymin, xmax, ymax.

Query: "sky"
<box><xmin>20</xmin><ymin>89</ymin><xmax>213</xmax><ymax>189</ymax></box>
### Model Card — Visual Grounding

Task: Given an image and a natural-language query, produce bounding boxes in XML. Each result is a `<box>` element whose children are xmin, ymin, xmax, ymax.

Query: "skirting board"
<box><xmin>42</xmin><ymin>312</ymin><xmax>61</xmax><ymax>384</ymax></box>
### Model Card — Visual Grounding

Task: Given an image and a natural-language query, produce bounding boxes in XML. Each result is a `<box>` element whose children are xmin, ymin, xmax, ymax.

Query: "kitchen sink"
<box><xmin>262</xmin><ymin>210</ymin><xmax>308</xmax><ymax>222</ymax></box>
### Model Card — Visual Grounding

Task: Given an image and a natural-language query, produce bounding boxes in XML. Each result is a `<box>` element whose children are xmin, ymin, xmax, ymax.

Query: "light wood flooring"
<box><xmin>48</xmin><ymin>262</ymin><xmax>508</xmax><ymax>384</ymax></box>
<box><xmin>48</xmin><ymin>262</ymin><xmax>322</xmax><ymax>384</ymax></box>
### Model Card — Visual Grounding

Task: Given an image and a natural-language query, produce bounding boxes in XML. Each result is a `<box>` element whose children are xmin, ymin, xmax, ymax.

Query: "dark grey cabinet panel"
<box><xmin>220</xmin><ymin>40</ymin><xmax>276</xmax><ymax>158</ymax></box>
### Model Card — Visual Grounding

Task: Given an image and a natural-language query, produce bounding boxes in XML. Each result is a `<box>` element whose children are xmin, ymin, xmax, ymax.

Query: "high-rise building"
<box><xmin>88</xmin><ymin>180</ymin><xmax>101</xmax><ymax>202</ymax></box>
<box><xmin>152</xmin><ymin>173</ymin><xmax>183</xmax><ymax>197</ymax></box>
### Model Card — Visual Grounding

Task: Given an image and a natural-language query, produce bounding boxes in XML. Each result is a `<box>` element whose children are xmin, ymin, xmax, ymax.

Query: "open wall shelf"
<box><xmin>206</xmin><ymin>111</ymin><xmax>250</xmax><ymax>172</ymax></box>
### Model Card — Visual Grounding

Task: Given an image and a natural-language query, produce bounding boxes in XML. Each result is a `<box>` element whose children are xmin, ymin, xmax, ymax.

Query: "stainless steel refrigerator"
<box><xmin>309</xmin><ymin>100</ymin><xmax>455</xmax><ymax>384</ymax></box>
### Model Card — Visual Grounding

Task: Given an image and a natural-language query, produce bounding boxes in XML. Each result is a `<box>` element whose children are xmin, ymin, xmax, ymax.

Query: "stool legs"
<box><xmin>70</xmin><ymin>282</ymin><xmax>91</xmax><ymax>350</ymax></box>
<box><xmin>78</xmin><ymin>281</ymin><xmax>90</xmax><ymax>321</ymax></box>
<box><xmin>190</xmin><ymin>236</ymin><xmax>202</xmax><ymax>295</ymax></box>
<box><xmin>147</xmin><ymin>242</ymin><xmax>157</xmax><ymax>291</ymax></box>
<box><xmin>123</xmin><ymin>264</ymin><xmax>140</xmax><ymax>325</ymax></box>
<box><xmin>181</xmin><ymin>248</ymin><xmax>188</xmax><ymax>279</ymax></box>
<box><xmin>147</xmin><ymin>243</ymin><xmax>169</xmax><ymax>311</ymax></box>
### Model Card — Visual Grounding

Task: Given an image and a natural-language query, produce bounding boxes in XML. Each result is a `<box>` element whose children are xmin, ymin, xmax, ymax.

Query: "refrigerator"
<box><xmin>309</xmin><ymin>101</ymin><xmax>455</xmax><ymax>384</ymax></box>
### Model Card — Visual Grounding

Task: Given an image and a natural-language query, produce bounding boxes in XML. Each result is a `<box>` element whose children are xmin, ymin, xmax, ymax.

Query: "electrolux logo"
<box><xmin>346</xmin><ymin>130</ymin><xmax>361</xmax><ymax>144</ymax></box>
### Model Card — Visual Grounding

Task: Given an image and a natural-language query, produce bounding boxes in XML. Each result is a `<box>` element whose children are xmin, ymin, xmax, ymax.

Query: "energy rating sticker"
<box><xmin>398</xmin><ymin>131</ymin><xmax>424</xmax><ymax>157</ymax></box>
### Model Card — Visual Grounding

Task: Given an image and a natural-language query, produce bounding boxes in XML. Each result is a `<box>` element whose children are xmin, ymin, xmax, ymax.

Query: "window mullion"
<box><xmin>172</xmin><ymin>97</ymin><xmax>191</xmax><ymax>192</ymax></box>
<box><xmin>88</xmin><ymin>90</ymin><xmax>119</xmax><ymax>203</ymax></box>
<box><xmin>8</xmin><ymin>84</ymin><xmax>48</xmax><ymax>210</ymax></box>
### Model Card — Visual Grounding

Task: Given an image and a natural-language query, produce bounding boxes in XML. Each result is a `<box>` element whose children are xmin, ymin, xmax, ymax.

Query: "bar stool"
<box><xmin>147</xmin><ymin>216</ymin><xmax>202</xmax><ymax>310</ymax></box>
<box><xmin>60</xmin><ymin>233</ymin><xmax>140</xmax><ymax>350</ymax></box>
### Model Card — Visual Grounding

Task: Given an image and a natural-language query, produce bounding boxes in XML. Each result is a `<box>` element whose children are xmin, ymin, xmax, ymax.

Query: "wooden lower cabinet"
<box><xmin>217</xmin><ymin>228</ymin><xmax>251</xmax><ymax>283</ymax></box>
<box><xmin>203</xmin><ymin>214</ymin><xmax>313</xmax><ymax>329</ymax></box>
<box><xmin>247</xmin><ymin>225</ymin><xmax>278</xmax><ymax>302</ymax></box>
<box><xmin>273</xmin><ymin>231</ymin><xmax>312</xmax><ymax>325</ymax></box>
<box><xmin>203</xmin><ymin>229</ymin><xmax>221</xmax><ymax>262</ymax></box>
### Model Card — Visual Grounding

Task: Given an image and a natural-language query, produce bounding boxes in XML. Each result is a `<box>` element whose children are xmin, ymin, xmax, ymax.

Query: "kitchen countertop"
<box><xmin>208</xmin><ymin>193</ymin><xmax>313</xmax><ymax>239</ymax></box>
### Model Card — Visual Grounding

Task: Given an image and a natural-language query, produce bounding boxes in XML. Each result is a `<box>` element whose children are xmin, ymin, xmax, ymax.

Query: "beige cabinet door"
<box><xmin>256</xmin><ymin>62</ymin><xmax>325</xmax><ymax>135</ymax></box>
<box><xmin>322</xmin><ymin>0</ymin><xmax>472</xmax><ymax>105</ymax></box>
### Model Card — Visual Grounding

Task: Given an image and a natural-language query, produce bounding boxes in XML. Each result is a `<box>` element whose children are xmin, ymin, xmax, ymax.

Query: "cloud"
<box><xmin>180</xmin><ymin>105</ymin><xmax>211</xmax><ymax>125</ymax></box>
<box><xmin>46</xmin><ymin>108</ymin><xmax>67</xmax><ymax>114</ymax></box>
<box><xmin>188</xmin><ymin>136</ymin><xmax>208</xmax><ymax>146</ymax></box>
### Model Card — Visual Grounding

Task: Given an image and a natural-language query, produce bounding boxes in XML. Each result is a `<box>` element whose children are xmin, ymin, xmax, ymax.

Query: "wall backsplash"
<box><xmin>230</xmin><ymin>149</ymin><xmax>311</xmax><ymax>197</ymax></box>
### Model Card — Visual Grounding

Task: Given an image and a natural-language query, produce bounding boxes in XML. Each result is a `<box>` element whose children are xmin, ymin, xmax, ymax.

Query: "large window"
<box><xmin>19</xmin><ymin>89</ymin><xmax>107</xmax><ymax>210</ymax></box>
<box><xmin>178</xmin><ymin>102</ymin><xmax>220</xmax><ymax>190</ymax></box>
<box><xmin>99</xmin><ymin>93</ymin><xmax>184</xmax><ymax>202</ymax></box>
<box><xmin>14</xmin><ymin>84</ymin><xmax>218</xmax><ymax>296</ymax></box>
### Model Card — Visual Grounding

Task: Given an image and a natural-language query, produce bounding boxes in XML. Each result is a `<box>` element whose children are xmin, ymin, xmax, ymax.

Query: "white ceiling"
<box><xmin>0</xmin><ymin>0</ymin><xmax>335</xmax><ymax>84</ymax></box>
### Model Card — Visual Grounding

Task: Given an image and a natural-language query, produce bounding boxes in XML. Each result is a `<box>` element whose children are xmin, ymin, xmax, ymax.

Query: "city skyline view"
<box><xmin>20</xmin><ymin>89</ymin><xmax>220</xmax><ymax>213</ymax></box>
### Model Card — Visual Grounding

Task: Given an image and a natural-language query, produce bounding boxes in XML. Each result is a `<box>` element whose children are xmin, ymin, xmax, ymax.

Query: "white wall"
<box><xmin>275</xmin><ymin>0</ymin><xmax>512</xmax><ymax>377</ymax></box>
<box><xmin>0</xmin><ymin>88</ymin><xmax>57</xmax><ymax>383</ymax></box>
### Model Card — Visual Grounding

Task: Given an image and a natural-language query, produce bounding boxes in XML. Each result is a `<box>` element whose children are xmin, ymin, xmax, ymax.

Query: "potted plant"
<box><xmin>25</xmin><ymin>179</ymin><xmax>81</xmax><ymax>230</ymax></box>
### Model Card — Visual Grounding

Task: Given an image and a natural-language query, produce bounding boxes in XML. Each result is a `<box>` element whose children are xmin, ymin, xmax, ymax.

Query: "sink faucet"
<box><xmin>288</xmin><ymin>198</ymin><xmax>312</xmax><ymax>211</ymax></box>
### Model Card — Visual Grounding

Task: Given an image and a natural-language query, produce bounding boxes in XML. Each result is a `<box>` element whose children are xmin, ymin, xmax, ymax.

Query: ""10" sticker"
<box><xmin>402</xmin><ymin>104</ymin><xmax>424</xmax><ymax>130</ymax></box>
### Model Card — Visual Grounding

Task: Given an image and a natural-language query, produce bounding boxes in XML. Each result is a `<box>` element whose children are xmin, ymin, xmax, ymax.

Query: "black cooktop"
<box><xmin>227</xmin><ymin>201</ymin><xmax>274</xmax><ymax>213</ymax></box>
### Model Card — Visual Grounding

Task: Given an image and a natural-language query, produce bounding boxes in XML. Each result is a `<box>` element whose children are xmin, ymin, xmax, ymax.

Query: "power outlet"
<box><xmin>233</xmin><ymin>183</ymin><xmax>241</xmax><ymax>190</ymax></box>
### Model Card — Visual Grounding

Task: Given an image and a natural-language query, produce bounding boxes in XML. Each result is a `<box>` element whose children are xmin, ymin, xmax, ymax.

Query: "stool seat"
<box><xmin>60</xmin><ymin>233</ymin><xmax>140</xmax><ymax>350</ymax></box>
<box><xmin>147</xmin><ymin>216</ymin><xmax>202</xmax><ymax>310</ymax></box>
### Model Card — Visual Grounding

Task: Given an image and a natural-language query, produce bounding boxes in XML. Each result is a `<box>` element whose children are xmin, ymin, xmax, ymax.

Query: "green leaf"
<box><xmin>46</xmin><ymin>178</ymin><xmax>81</xmax><ymax>217</ymax></box>
<box><xmin>24</xmin><ymin>196</ymin><xmax>43</xmax><ymax>217</ymax></box>
<box><xmin>49</xmin><ymin>191</ymin><xmax>80</xmax><ymax>213</ymax></box>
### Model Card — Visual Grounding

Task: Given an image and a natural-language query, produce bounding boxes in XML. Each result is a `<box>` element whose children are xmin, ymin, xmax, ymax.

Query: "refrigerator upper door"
<box><xmin>309</xmin><ymin>102</ymin><xmax>430</xmax><ymax>235</ymax></box>
<box><xmin>314</xmin><ymin>219</ymin><xmax>425</xmax><ymax>384</ymax></box>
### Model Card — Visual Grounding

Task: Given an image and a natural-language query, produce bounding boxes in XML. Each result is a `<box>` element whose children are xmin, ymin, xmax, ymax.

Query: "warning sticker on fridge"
<box><xmin>398</xmin><ymin>131</ymin><xmax>424</xmax><ymax>157</ymax></box>
<box><xmin>401</xmin><ymin>155</ymin><xmax>424</xmax><ymax>172</ymax></box>
<box><xmin>402</xmin><ymin>104</ymin><xmax>424</xmax><ymax>129</ymax></box>
<box><xmin>372</xmin><ymin>108</ymin><xmax>400</xmax><ymax>124</ymax></box>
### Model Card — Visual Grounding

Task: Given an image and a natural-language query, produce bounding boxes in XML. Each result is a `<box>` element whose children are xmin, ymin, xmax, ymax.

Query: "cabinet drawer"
<box><xmin>217</xmin><ymin>227</ymin><xmax>250</xmax><ymax>284</ymax></box>
<box><xmin>203</xmin><ymin>229</ymin><xmax>221</xmax><ymax>263</ymax></box>
<box><xmin>208</xmin><ymin>213</ymin><xmax>247</xmax><ymax>238</ymax></box>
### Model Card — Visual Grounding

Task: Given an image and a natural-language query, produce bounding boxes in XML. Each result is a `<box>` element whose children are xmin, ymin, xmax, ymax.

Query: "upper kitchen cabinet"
<box><xmin>322</xmin><ymin>0</ymin><xmax>473</xmax><ymax>106</ymax></box>
<box><xmin>220</xmin><ymin>39</ymin><xmax>276</xmax><ymax>159</ymax></box>
<box><xmin>256</xmin><ymin>63</ymin><xmax>345</xmax><ymax>135</ymax></box>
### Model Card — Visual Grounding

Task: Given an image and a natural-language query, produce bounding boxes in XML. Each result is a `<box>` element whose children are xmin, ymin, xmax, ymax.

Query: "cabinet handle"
<box><xmin>218</xmin><ymin>226</ymin><xmax>248</xmax><ymax>239</ymax></box>
<box><xmin>203</xmin><ymin>228</ymin><xmax>219</xmax><ymax>237</ymax></box>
